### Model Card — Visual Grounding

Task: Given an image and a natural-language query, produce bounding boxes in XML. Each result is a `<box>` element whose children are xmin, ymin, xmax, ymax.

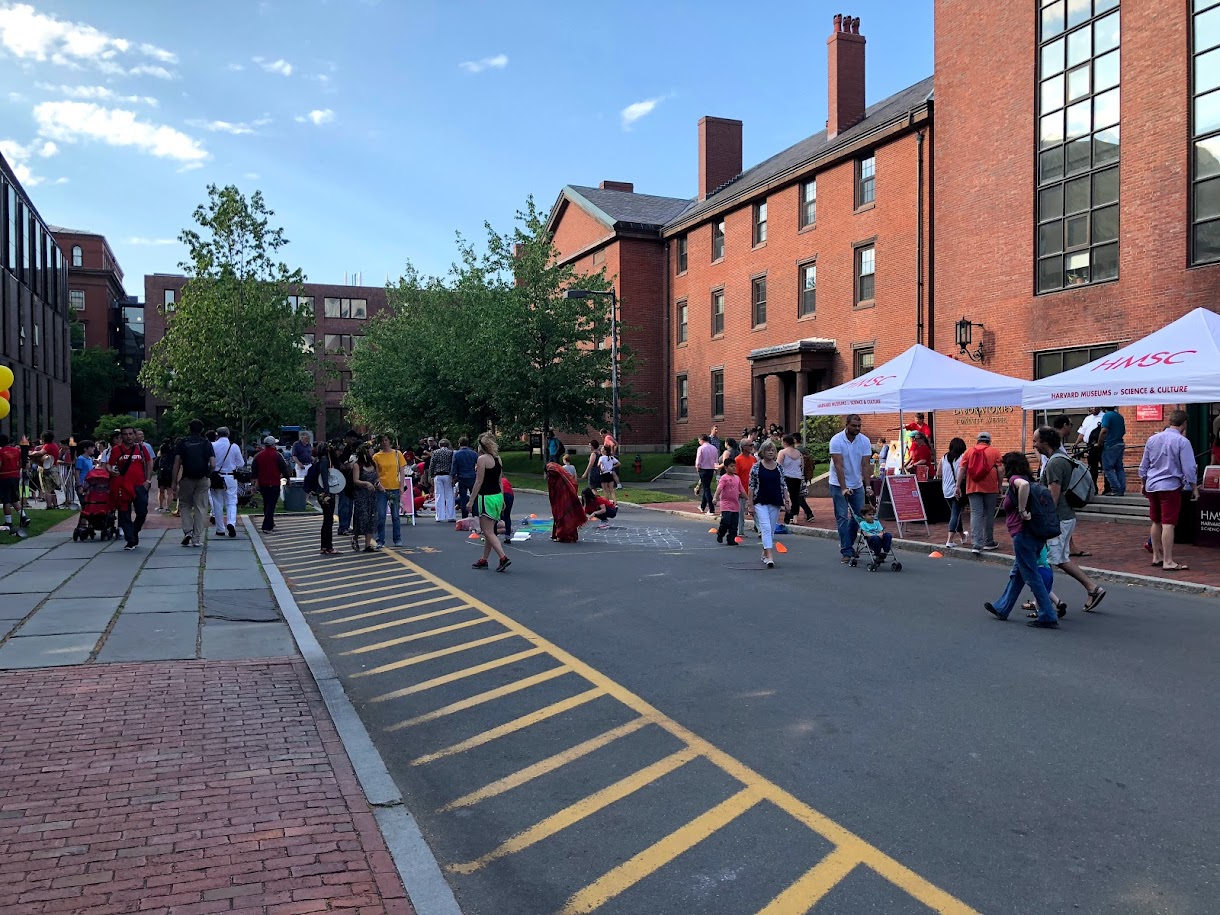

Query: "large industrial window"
<box><xmin>1193</xmin><ymin>1</ymin><xmax>1220</xmax><ymax>262</ymax></box>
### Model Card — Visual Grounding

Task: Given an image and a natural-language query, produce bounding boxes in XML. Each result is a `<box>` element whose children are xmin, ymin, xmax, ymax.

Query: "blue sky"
<box><xmin>0</xmin><ymin>0</ymin><xmax>933</xmax><ymax>294</ymax></box>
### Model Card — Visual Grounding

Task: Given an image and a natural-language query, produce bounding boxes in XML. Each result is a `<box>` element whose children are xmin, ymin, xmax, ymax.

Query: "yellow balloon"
<box><xmin>0</xmin><ymin>398</ymin><xmax>9</xmax><ymax>420</ymax></box>
<box><xmin>0</xmin><ymin>365</ymin><xmax>12</xmax><ymax>390</ymax></box>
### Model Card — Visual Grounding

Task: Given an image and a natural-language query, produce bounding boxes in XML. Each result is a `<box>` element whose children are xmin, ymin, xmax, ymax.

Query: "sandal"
<box><xmin>1026</xmin><ymin>600</ymin><xmax>1068</xmax><ymax>619</ymax></box>
<box><xmin>1083</xmin><ymin>587</ymin><xmax>1107</xmax><ymax>612</ymax></box>
<box><xmin>319</xmin><ymin>548</ymin><xmax>337</xmax><ymax>555</ymax></box>
<box><xmin>1161</xmin><ymin>563</ymin><xmax>1190</xmax><ymax>572</ymax></box>
<box><xmin>1070</xmin><ymin>550</ymin><xmax>1092</xmax><ymax>557</ymax></box>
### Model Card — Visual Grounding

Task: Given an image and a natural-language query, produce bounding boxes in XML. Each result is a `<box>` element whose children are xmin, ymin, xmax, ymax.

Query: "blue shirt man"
<box><xmin>1099</xmin><ymin>407</ymin><xmax>1127</xmax><ymax>496</ymax></box>
<box><xmin>452</xmin><ymin>439</ymin><xmax>479</xmax><ymax>519</ymax></box>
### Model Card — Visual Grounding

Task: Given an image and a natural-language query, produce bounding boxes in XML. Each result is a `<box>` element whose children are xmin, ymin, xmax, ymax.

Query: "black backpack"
<box><xmin>1026</xmin><ymin>481</ymin><xmax>1063</xmax><ymax>540</ymax></box>
<box><xmin>179</xmin><ymin>437</ymin><xmax>212</xmax><ymax>480</ymax></box>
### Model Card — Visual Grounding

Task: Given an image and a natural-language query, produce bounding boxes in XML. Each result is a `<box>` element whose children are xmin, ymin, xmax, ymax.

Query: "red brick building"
<box><xmin>50</xmin><ymin>227</ymin><xmax>125</xmax><ymax>352</ymax></box>
<box><xmin>143</xmin><ymin>276</ymin><xmax>389</xmax><ymax>441</ymax></box>
<box><xmin>934</xmin><ymin>0</ymin><xmax>1220</xmax><ymax>455</ymax></box>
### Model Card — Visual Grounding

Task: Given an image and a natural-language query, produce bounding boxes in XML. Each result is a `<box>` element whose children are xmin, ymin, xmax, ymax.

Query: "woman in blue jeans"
<box><xmin>940</xmin><ymin>437</ymin><xmax>968</xmax><ymax>548</ymax></box>
<box><xmin>984</xmin><ymin>452</ymin><xmax>1060</xmax><ymax>628</ymax></box>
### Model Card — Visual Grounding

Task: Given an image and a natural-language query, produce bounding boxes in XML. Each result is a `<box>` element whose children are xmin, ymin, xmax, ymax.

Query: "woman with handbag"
<box><xmin>305</xmin><ymin>442</ymin><xmax>341</xmax><ymax>554</ymax></box>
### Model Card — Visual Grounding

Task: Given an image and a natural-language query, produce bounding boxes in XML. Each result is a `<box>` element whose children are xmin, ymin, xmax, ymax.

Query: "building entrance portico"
<box><xmin>749</xmin><ymin>339</ymin><xmax>836</xmax><ymax>434</ymax></box>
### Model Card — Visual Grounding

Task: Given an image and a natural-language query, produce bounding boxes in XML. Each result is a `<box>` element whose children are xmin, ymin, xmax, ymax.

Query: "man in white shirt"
<box><xmin>210</xmin><ymin>426</ymin><xmax>243</xmax><ymax>538</ymax></box>
<box><xmin>828</xmin><ymin>414</ymin><xmax>873</xmax><ymax>561</ymax></box>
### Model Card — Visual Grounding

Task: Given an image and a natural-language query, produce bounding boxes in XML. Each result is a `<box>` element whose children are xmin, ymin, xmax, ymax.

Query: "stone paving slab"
<box><xmin>201</xmin><ymin>619</ymin><xmax>297</xmax><ymax>659</ymax></box>
<box><xmin>131</xmin><ymin>565</ymin><xmax>197</xmax><ymax>588</ymax></box>
<box><xmin>202</xmin><ymin>534</ymin><xmax>251</xmax><ymax>549</ymax></box>
<box><xmin>16</xmin><ymin>598</ymin><xmax>121</xmax><ymax>636</ymax></box>
<box><xmin>52</xmin><ymin>560</ymin><xmax>140</xmax><ymax>598</ymax></box>
<box><xmin>141</xmin><ymin>549</ymin><xmax>203</xmax><ymax>568</ymax></box>
<box><xmin>202</xmin><ymin>567</ymin><xmax>266</xmax><ymax>590</ymax></box>
<box><xmin>0</xmin><ymin>558</ymin><xmax>91</xmax><ymax>592</ymax></box>
<box><xmin>32</xmin><ymin>541</ymin><xmax>110</xmax><ymax>559</ymax></box>
<box><xmin>0</xmin><ymin>593</ymin><xmax>42</xmax><ymax>620</ymax></box>
<box><xmin>119</xmin><ymin>585</ymin><xmax>199</xmax><ymax>614</ymax></box>
<box><xmin>95</xmin><ymin>611</ymin><xmax>198</xmax><ymax>662</ymax></box>
<box><xmin>203</xmin><ymin>550</ymin><xmax>261</xmax><ymax>570</ymax></box>
<box><xmin>0</xmin><ymin>632</ymin><xmax>98</xmax><ymax>668</ymax></box>
<box><xmin>202</xmin><ymin>587</ymin><xmax>280</xmax><ymax>621</ymax></box>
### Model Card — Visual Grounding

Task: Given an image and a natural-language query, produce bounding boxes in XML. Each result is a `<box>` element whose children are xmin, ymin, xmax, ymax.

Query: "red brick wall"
<box><xmin>827</xmin><ymin>20</ymin><xmax>866</xmax><ymax>139</ymax></box>
<box><xmin>55</xmin><ymin>232</ymin><xmax>126</xmax><ymax>351</ymax></box>
<box><xmin>670</xmin><ymin>127</ymin><xmax>929</xmax><ymax>450</ymax></box>
<box><xmin>933</xmin><ymin>0</ymin><xmax>1220</xmax><ymax>457</ymax></box>
<box><xmin>550</xmin><ymin>200</ymin><xmax>612</xmax><ymax>259</ymax></box>
<box><xmin>699</xmin><ymin>118</ymin><xmax>744</xmax><ymax>201</ymax></box>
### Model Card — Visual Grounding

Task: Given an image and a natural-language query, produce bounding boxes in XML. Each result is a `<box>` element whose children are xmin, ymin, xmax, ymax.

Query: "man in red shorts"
<box><xmin>1138</xmin><ymin>410</ymin><xmax>1198</xmax><ymax>573</ymax></box>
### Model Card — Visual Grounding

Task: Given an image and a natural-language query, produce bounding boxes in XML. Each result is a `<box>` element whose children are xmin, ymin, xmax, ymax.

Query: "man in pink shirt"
<box><xmin>695</xmin><ymin>434</ymin><xmax>719</xmax><ymax>514</ymax></box>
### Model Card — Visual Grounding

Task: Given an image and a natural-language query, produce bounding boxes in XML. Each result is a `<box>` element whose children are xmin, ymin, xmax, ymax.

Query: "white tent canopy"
<box><xmin>802</xmin><ymin>344</ymin><xmax>1025</xmax><ymax>416</ymax></box>
<box><xmin>1021</xmin><ymin>308</ymin><xmax>1220</xmax><ymax>409</ymax></box>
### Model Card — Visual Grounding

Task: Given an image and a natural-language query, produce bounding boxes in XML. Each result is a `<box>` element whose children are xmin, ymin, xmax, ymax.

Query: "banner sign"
<box><xmin>1135</xmin><ymin>405</ymin><xmax>1163</xmax><ymax>422</ymax></box>
<box><xmin>886</xmin><ymin>475</ymin><xmax>927</xmax><ymax>523</ymax></box>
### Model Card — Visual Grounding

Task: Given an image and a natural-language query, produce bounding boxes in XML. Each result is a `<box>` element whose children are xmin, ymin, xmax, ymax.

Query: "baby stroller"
<box><xmin>848</xmin><ymin>526</ymin><xmax>903</xmax><ymax>572</ymax></box>
<box><xmin>73</xmin><ymin>468</ymin><xmax>119</xmax><ymax>541</ymax></box>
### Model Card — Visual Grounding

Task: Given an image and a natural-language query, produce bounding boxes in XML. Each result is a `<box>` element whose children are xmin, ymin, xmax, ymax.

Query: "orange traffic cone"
<box><xmin>929</xmin><ymin>550</ymin><xmax>944</xmax><ymax>558</ymax></box>
<box><xmin>775</xmin><ymin>542</ymin><xmax>788</xmax><ymax>554</ymax></box>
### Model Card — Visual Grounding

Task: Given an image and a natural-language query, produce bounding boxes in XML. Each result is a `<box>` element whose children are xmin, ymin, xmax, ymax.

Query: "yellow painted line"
<box><xmin>559</xmin><ymin>786</ymin><xmax>761</xmax><ymax>914</ymax></box>
<box><xmin>756</xmin><ymin>846</ymin><xmax>861</xmax><ymax>915</ymax></box>
<box><xmin>428</xmin><ymin>694</ymin><xmax>632</xmax><ymax>783</ymax></box>
<box><xmin>296</xmin><ymin>573</ymin><xmax>414</xmax><ymax>594</ymax></box>
<box><xmin>352</xmin><ymin>632</ymin><xmax>519</xmax><ymax>677</ymax></box>
<box><xmin>385</xmin><ymin>666</ymin><xmax>570</xmax><ymax>732</ymax></box>
<box><xmin>283</xmin><ymin>567</ymin><xmax>380</xmax><ymax>583</ymax></box>
<box><xmin>301</xmin><ymin>590</ymin><xmax>432</xmax><ymax>613</ymax></box>
<box><xmin>299</xmin><ymin>581</ymin><xmax>421</xmax><ymax>605</ymax></box>
<box><xmin>322</xmin><ymin>592</ymin><xmax>455</xmax><ymax>626</ymax></box>
<box><xmin>324</xmin><ymin>600</ymin><xmax>458</xmax><ymax>630</ymax></box>
<box><xmin>448</xmin><ymin>747</ymin><xmax>699</xmax><ymax>875</ymax></box>
<box><xmin>307</xmin><ymin>585</ymin><xmax>435</xmax><ymax>614</ymax></box>
<box><xmin>332</xmin><ymin>602</ymin><xmax>470</xmax><ymax>638</ymax></box>
<box><xmin>340</xmin><ymin>617</ymin><xmax>494</xmax><ymax>656</ymax></box>
<box><xmin>379</xmin><ymin>549</ymin><xmax>981</xmax><ymax>915</ymax></box>
<box><xmin>372</xmin><ymin>647</ymin><xmax>545</xmax><ymax>703</ymax></box>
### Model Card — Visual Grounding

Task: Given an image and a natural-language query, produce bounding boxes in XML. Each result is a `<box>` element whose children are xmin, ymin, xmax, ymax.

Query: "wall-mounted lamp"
<box><xmin>955</xmin><ymin>317</ymin><xmax>986</xmax><ymax>362</ymax></box>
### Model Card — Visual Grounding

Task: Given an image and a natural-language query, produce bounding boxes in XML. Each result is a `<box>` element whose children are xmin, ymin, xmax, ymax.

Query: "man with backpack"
<box><xmin>956</xmin><ymin>431</ymin><xmax>1002</xmax><ymax>556</ymax></box>
<box><xmin>1035</xmin><ymin>426</ymin><xmax>1107</xmax><ymax>612</ymax></box>
<box><xmin>173</xmin><ymin>419</ymin><xmax>215</xmax><ymax>547</ymax></box>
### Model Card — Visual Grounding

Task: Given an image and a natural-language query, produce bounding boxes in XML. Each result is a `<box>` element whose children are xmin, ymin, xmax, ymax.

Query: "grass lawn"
<box><xmin>497</xmin><ymin>452</ymin><xmax>685</xmax><ymax>504</ymax></box>
<box><xmin>0</xmin><ymin>509</ymin><xmax>75</xmax><ymax>544</ymax></box>
<box><xmin>500</xmin><ymin>451</ymin><xmax>677</xmax><ymax>483</ymax></box>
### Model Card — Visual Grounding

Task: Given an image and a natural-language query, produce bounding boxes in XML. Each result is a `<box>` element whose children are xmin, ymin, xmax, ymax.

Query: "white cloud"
<box><xmin>53</xmin><ymin>176</ymin><xmax>67</xmax><ymax>184</ymax></box>
<box><xmin>0</xmin><ymin>3</ymin><xmax>177</xmax><ymax>77</ymax></box>
<box><xmin>7</xmin><ymin>90</ymin><xmax>24</xmax><ymax>102</ymax></box>
<box><xmin>37</xmin><ymin>140</ymin><xmax>57</xmax><ymax>156</ymax></box>
<box><xmin>227</xmin><ymin>62</ymin><xmax>244</xmax><ymax>71</ymax></box>
<box><xmin>295</xmin><ymin>108</ymin><xmax>334</xmax><ymax>126</ymax></box>
<box><xmin>34</xmin><ymin>83</ymin><xmax>158</xmax><ymax>105</ymax></box>
<box><xmin>125</xmin><ymin>236</ymin><xmax>176</xmax><ymax>246</ymax></box>
<box><xmin>459</xmin><ymin>53</ymin><xmax>508</xmax><ymax>74</ymax></box>
<box><xmin>254</xmin><ymin>56</ymin><xmax>293</xmax><ymax>76</ymax></box>
<box><xmin>10</xmin><ymin>160</ymin><xmax>40</xmax><ymax>185</ymax></box>
<box><xmin>186</xmin><ymin>117</ymin><xmax>267</xmax><ymax>135</ymax></box>
<box><xmin>244</xmin><ymin>172</ymin><xmax>260</xmax><ymax>180</ymax></box>
<box><xmin>0</xmin><ymin>136</ymin><xmax>58</xmax><ymax>184</ymax></box>
<box><xmin>33</xmin><ymin>101</ymin><xmax>209</xmax><ymax>167</ymax></box>
<box><xmin>620</xmin><ymin>96</ymin><xmax>664</xmax><ymax>130</ymax></box>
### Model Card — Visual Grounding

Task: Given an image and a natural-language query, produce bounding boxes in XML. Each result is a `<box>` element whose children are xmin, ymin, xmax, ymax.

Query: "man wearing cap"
<box><xmin>252</xmin><ymin>435</ymin><xmax>291</xmax><ymax>533</ymax></box>
<box><xmin>957</xmin><ymin>431</ymin><xmax>1002</xmax><ymax>556</ymax></box>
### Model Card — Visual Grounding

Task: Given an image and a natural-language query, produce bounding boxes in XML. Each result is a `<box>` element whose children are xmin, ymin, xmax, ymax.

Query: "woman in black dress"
<box><xmin>351</xmin><ymin>445</ymin><xmax>382</xmax><ymax>552</ymax></box>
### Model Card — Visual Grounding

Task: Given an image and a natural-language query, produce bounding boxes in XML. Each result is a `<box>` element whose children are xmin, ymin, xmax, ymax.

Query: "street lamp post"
<box><xmin>564</xmin><ymin>288</ymin><xmax>619</xmax><ymax>447</ymax></box>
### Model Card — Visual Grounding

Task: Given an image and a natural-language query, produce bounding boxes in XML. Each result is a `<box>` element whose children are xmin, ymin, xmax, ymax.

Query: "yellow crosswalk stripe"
<box><xmin>307</xmin><ymin>585</ymin><xmax>434</xmax><ymax>615</ymax></box>
<box><xmin>340</xmin><ymin>617</ymin><xmax>493</xmax><ymax>656</ymax></box>
<box><xmin>282</xmin><ymin>567</ymin><xmax>375</xmax><ymax>583</ymax></box>
<box><xmin>415</xmin><ymin>687</ymin><xmax>606</xmax><ymax>768</ymax></box>
<box><xmin>323</xmin><ymin>593</ymin><xmax>456</xmax><ymax>627</ymax></box>
<box><xmin>385</xmin><ymin>666</ymin><xmax>571</xmax><ymax>732</ymax></box>
<box><xmin>299</xmin><ymin>582</ymin><xmax>418</xmax><ymax>605</ymax></box>
<box><xmin>325</xmin><ymin>601</ymin><xmax>460</xmax><ymax>632</ymax></box>
<box><xmin>296</xmin><ymin>573</ymin><xmax>414</xmax><ymax>595</ymax></box>
<box><xmin>303</xmin><ymin>590</ymin><xmax>426</xmax><ymax>612</ymax></box>
<box><xmin>372</xmin><ymin>647</ymin><xmax>545</xmax><ymax>702</ymax></box>
<box><xmin>351</xmin><ymin>631</ymin><xmax>519</xmax><ymax>677</ymax></box>
<box><xmin>756</xmin><ymin>847</ymin><xmax>861</xmax><ymax>915</ymax></box>
<box><xmin>558</xmin><ymin>787</ymin><xmax>762</xmax><ymax>914</ymax></box>
<box><xmin>448</xmin><ymin>747</ymin><xmax>700</xmax><ymax>875</ymax></box>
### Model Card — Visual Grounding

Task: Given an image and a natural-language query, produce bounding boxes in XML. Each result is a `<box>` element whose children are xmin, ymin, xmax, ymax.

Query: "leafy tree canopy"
<box><xmin>71</xmin><ymin>347</ymin><xmax>125</xmax><ymax>437</ymax></box>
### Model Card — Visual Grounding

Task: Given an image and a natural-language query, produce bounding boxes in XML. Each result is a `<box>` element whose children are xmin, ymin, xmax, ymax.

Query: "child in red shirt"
<box><xmin>581</xmin><ymin>487</ymin><xmax>617</xmax><ymax>527</ymax></box>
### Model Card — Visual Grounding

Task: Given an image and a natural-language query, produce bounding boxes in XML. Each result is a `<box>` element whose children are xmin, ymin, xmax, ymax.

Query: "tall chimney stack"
<box><xmin>697</xmin><ymin>116</ymin><xmax>743</xmax><ymax>201</ymax></box>
<box><xmin>827</xmin><ymin>14</ymin><xmax>866</xmax><ymax>140</ymax></box>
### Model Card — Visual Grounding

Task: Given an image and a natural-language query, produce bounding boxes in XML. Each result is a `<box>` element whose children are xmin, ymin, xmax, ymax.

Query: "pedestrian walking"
<box><xmin>373</xmin><ymin>434</ymin><xmax>406</xmax><ymax>547</ymax></box>
<box><xmin>941</xmin><ymin>437</ymin><xmax>968</xmax><ymax>548</ymax></box>
<box><xmin>210</xmin><ymin>426</ymin><xmax>242</xmax><ymax>538</ymax></box>
<box><xmin>336</xmin><ymin>429</ymin><xmax>361</xmax><ymax>534</ymax></box>
<box><xmin>305</xmin><ymin>441</ymin><xmax>339</xmax><ymax>554</ymax></box>
<box><xmin>598</xmin><ymin>445</ymin><xmax>619</xmax><ymax>503</ymax></box>
<box><xmin>1138</xmin><ymin>410</ymin><xmax>1199</xmax><ymax>573</ymax></box>
<box><xmin>428</xmin><ymin>438</ymin><xmax>456</xmax><ymax>522</ymax></box>
<box><xmin>470</xmin><ymin>432</ymin><xmax>510</xmax><ymax>572</ymax></box>
<box><xmin>1077</xmin><ymin>407</ymin><xmax>1104</xmax><ymax>491</ymax></box>
<box><xmin>252</xmin><ymin>436</ymin><xmax>290</xmax><ymax>533</ymax></box>
<box><xmin>984</xmin><ymin>452</ymin><xmax>1061</xmax><ymax>628</ymax></box>
<box><xmin>1098</xmin><ymin>406</ymin><xmax>1127</xmax><ymax>496</ymax></box>
<box><xmin>958</xmin><ymin>431</ymin><xmax>1002</xmax><ymax>555</ymax></box>
<box><xmin>500</xmin><ymin>474</ymin><xmax>515</xmax><ymax>541</ymax></box>
<box><xmin>172</xmin><ymin>419</ymin><xmax>214</xmax><ymax>547</ymax></box>
<box><xmin>351</xmin><ymin>445</ymin><xmax>381</xmax><ymax>552</ymax></box>
<box><xmin>601</xmin><ymin>429</ymin><xmax>621</xmax><ymax>489</ymax></box>
<box><xmin>108</xmin><ymin>426</ymin><xmax>152</xmax><ymax>551</ymax></box>
<box><xmin>734</xmin><ymin>440</ymin><xmax>756</xmax><ymax>539</ymax></box>
<box><xmin>695</xmin><ymin>434</ymin><xmax>718</xmax><ymax>514</ymax></box>
<box><xmin>0</xmin><ymin>433</ymin><xmax>30</xmax><ymax>535</ymax></box>
<box><xmin>780</xmin><ymin>434</ymin><xmax>814</xmax><ymax>525</ymax></box>
<box><xmin>453</xmin><ymin>436</ymin><xmax>478</xmax><ymax>519</ymax></box>
<box><xmin>714</xmin><ymin>466</ymin><xmax>743</xmax><ymax>545</ymax></box>
<box><xmin>747</xmin><ymin>440</ymin><xmax>789</xmax><ymax>568</ymax></box>
<box><xmin>828</xmin><ymin>414</ymin><xmax>873</xmax><ymax>563</ymax></box>
<box><xmin>708</xmin><ymin>424</ymin><xmax>722</xmax><ymax>454</ymax></box>
<box><xmin>1034</xmin><ymin>426</ymin><xmax>1107</xmax><ymax>612</ymax></box>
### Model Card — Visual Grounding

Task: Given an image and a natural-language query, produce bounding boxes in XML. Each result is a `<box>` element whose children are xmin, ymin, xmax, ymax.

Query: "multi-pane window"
<box><xmin>855</xmin><ymin>245</ymin><xmax>875</xmax><ymax>304</ymax></box>
<box><xmin>677</xmin><ymin>374</ymin><xmax>689</xmax><ymax>420</ymax></box>
<box><xmin>711</xmin><ymin>369</ymin><xmax>725</xmax><ymax>417</ymax></box>
<box><xmin>800</xmin><ymin>179</ymin><xmax>817</xmax><ymax>228</ymax></box>
<box><xmin>676</xmin><ymin>235</ymin><xmax>688</xmax><ymax>273</ymax></box>
<box><xmin>1193</xmin><ymin>1</ymin><xmax>1220</xmax><ymax>262</ymax></box>
<box><xmin>323</xmin><ymin>297</ymin><xmax>368</xmax><ymax>318</ymax></box>
<box><xmin>69</xmin><ymin>289</ymin><xmax>84</xmax><ymax>311</ymax></box>
<box><xmin>751</xmin><ymin>276</ymin><xmax>767</xmax><ymax>327</ymax></box>
<box><xmin>5</xmin><ymin>182</ymin><xmax>16</xmax><ymax>271</ymax></box>
<box><xmin>287</xmin><ymin>295</ymin><xmax>315</xmax><ymax>314</ymax></box>
<box><xmin>1033</xmin><ymin>342</ymin><xmax>1118</xmax><ymax>378</ymax></box>
<box><xmin>856</xmin><ymin>155</ymin><xmax>875</xmax><ymax>207</ymax></box>
<box><xmin>301</xmin><ymin>333</ymin><xmax>315</xmax><ymax>353</ymax></box>
<box><xmin>753</xmin><ymin>201</ymin><xmax>768</xmax><ymax>245</ymax></box>
<box><xmin>711</xmin><ymin>219</ymin><xmax>725</xmax><ymax>261</ymax></box>
<box><xmin>1037</xmin><ymin>0</ymin><xmax>1120</xmax><ymax>291</ymax></box>
<box><xmin>677</xmin><ymin>299</ymin><xmax>688</xmax><ymax>344</ymax></box>
<box><xmin>71</xmin><ymin>245</ymin><xmax>82</xmax><ymax>267</ymax></box>
<box><xmin>324</xmin><ymin>333</ymin><xmax>356</xmax><ymax>353</ymax></box>
<box><xmin>711</xmin><ymin>289</ymin><xmax>725</xmax><ymax>336</ymax></box>
<box><xmin>854</xmin><ymin>347</ymin><xmax>875</xmax><ymax>378</ymax></box>
<box><xmin>799</xmin><ymin>262</ymin><xmax>817</xmax><ymax>317</ymax></box>
<box><xmin>163</xmin><ymin>288</ymin><xmax>176</xmax><ymax>312</ymax></box>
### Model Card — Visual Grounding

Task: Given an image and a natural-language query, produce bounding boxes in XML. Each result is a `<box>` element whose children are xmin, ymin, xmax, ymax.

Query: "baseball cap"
<box><xmin>264</xmin><ymin>435</ymin><xmax>277</xmax><ymax>445</ymax></box>
<box><xmin>977</xmin><ymin>432</ymin><xmax>992</xmax><ymax>442</ymax></box>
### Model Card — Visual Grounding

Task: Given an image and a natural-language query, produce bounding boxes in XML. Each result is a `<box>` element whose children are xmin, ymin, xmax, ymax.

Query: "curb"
<box><xmin>629</xmin><ymin>503</ymin><xmax>1220</xmax><ymax>600</ymax></box>
<box><xmin>244</xmin><ymin>516</ymin><xmax>463</xmax><ymax>915</ymax></box>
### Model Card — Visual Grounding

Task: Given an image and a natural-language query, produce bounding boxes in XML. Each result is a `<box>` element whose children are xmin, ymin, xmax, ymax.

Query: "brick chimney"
<box><xmin>698</xmin><ymin>116</ymin><xmax>743</xmax><ymax>201</ymax></box>
<box><xmin>599</xmin><ymin>180</ymin><xmax>634</xmax><ymax>192</ymax></box>
<box><xmin>827</xmin><ymin>14</ymin><xmax>866</xmax><ymax>140</ymax></box>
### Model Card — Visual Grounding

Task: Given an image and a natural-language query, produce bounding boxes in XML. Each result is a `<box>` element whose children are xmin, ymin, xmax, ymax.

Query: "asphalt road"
<box><xmin>262</xmin><ymin>495</ymin><xmax>1220</xmax><ymax>915</ymax></box>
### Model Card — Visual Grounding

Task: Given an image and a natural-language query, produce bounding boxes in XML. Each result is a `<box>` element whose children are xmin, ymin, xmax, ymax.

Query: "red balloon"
<box><xmin>0</xmin><ymin>390</ymin><xmax>8</xmax><ymax>401</ymax></box>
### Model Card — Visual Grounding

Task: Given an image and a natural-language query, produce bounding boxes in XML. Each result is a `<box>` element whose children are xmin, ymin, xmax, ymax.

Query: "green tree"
<box><xmin>71</xmin><ymin>347</ymin><xmax>125</xmax><ymax>436</ymax></box>
<box><xmin>91</xmin><ymin>413</ymin><xmax>157</xmax><ymax>445</ymax></box>
<box><xmin>140</xmin><ymin>184</ymin><xmax>316</xmax><ymax>448</ymax></box>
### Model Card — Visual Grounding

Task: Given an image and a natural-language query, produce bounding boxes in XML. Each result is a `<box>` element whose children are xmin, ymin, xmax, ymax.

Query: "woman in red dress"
<box><xmin>546</xmin><ymin>462</ymin><xmax>586</xmax><ymax>543</ymax></box>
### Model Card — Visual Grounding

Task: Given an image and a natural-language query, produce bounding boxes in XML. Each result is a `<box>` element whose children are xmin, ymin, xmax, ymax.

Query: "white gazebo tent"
<box><xmin>1021</xmin><ymin>307</ymin><xmax>1220</xmax><ymax>408</ymax></box>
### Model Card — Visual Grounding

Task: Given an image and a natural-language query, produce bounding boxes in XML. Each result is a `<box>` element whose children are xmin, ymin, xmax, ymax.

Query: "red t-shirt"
<box><xmin>252</xmin><ymin>448</ymin><xmax>285</xmax><ymax>487</ymax></box>
<box><xmin>39</xmin><ymin>442</ymin><xmax>61</xmax><ymax>464</ymax></box>
<box><xmin>0</xmin><ymin>445</ymin><xmax>20</xmax><ymax>479</ymax></box>
<box><xmin>109</xmin><ymin>444</ymin><xmax>149</xmax><ymax>486</ymax></box>
<box><xmin>500</xmin><ymin>475</ymin><xmax>514</xmax><ymax>497</ymax></box>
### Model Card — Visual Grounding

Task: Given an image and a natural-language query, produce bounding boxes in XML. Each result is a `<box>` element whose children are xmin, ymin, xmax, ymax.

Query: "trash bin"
<box><xmin>283</xmin><ymin>479</ymin><xmax>307</xmax><ymax>512</ymax></box>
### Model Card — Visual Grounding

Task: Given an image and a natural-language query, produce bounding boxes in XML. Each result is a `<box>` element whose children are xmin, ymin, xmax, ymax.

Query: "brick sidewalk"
<box><xmin>646</xmin><ymin>496</ymin><xmax>1220</xmax><ymax>590</ymax></box>
<box><xmin>0</xmin><ymin>659</ymin><xmax>414</xmax><ymax>915</ymax></box>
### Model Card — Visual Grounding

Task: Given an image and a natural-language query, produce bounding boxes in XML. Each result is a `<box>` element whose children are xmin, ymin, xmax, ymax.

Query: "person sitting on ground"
<box><xmin>852</xmin><ymin>503</ymin><xmax>893</xmax><ymax>561</ymax></box>
<box><xmin>581</xmin><ymin>487</ymin><xmax>618</xmax><ymax>526</ymax></box>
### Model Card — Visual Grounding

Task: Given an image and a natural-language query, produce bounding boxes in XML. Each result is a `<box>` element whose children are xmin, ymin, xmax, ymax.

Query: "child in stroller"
<box><xmin>74</xmin><ymin>467</ymin><xmax>120</xmax><ymax>541</ymax></box>
<box><xmin>849</xmin><ymin>503</ymin><xmax>902</xmax><ymax>571</ymax></box>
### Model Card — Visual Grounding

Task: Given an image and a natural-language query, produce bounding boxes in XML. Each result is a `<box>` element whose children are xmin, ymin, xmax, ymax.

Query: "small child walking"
<box><xmin>852</xmin><ymin>503</ymin><xmax>892</xmax><ymax>561</ymax></box>
<box><xmin>714</xmin><ymin>469</ymin><xmax>744</xmax><ymax>545</ymax></box>
<box><xmin>1025</xmin><ymin>544</ymin><xmax>1068</xmax><ymax>618</ymax></box>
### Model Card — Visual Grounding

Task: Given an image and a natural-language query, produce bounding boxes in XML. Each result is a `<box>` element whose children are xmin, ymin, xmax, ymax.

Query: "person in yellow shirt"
<box><xmin>372</xmin><ymin>435</ymin><xmax>406</xmax><ymax>547</ymax></box>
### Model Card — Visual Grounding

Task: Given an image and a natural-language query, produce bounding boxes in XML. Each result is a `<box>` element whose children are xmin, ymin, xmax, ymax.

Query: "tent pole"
<box><xmin>899</xmin><ymin>409</ymin><xmax>905</xmax><ymax>470</ymax></box>
<box><xmin>1021</xmin><ymin>410</ymin><xmax>1027</xmax><ymax>454</ymax></box>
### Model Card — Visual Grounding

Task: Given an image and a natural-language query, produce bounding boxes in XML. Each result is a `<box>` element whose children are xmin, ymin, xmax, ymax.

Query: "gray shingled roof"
<box><xmin>566</xmin><ymin>186</ymin><xmax>694</xmax><ymax>230</ymax></box>
<box><xmin>669</xmin><ymin>75</ymin><xmax>934</xmax><ymax>230</ymax></box>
